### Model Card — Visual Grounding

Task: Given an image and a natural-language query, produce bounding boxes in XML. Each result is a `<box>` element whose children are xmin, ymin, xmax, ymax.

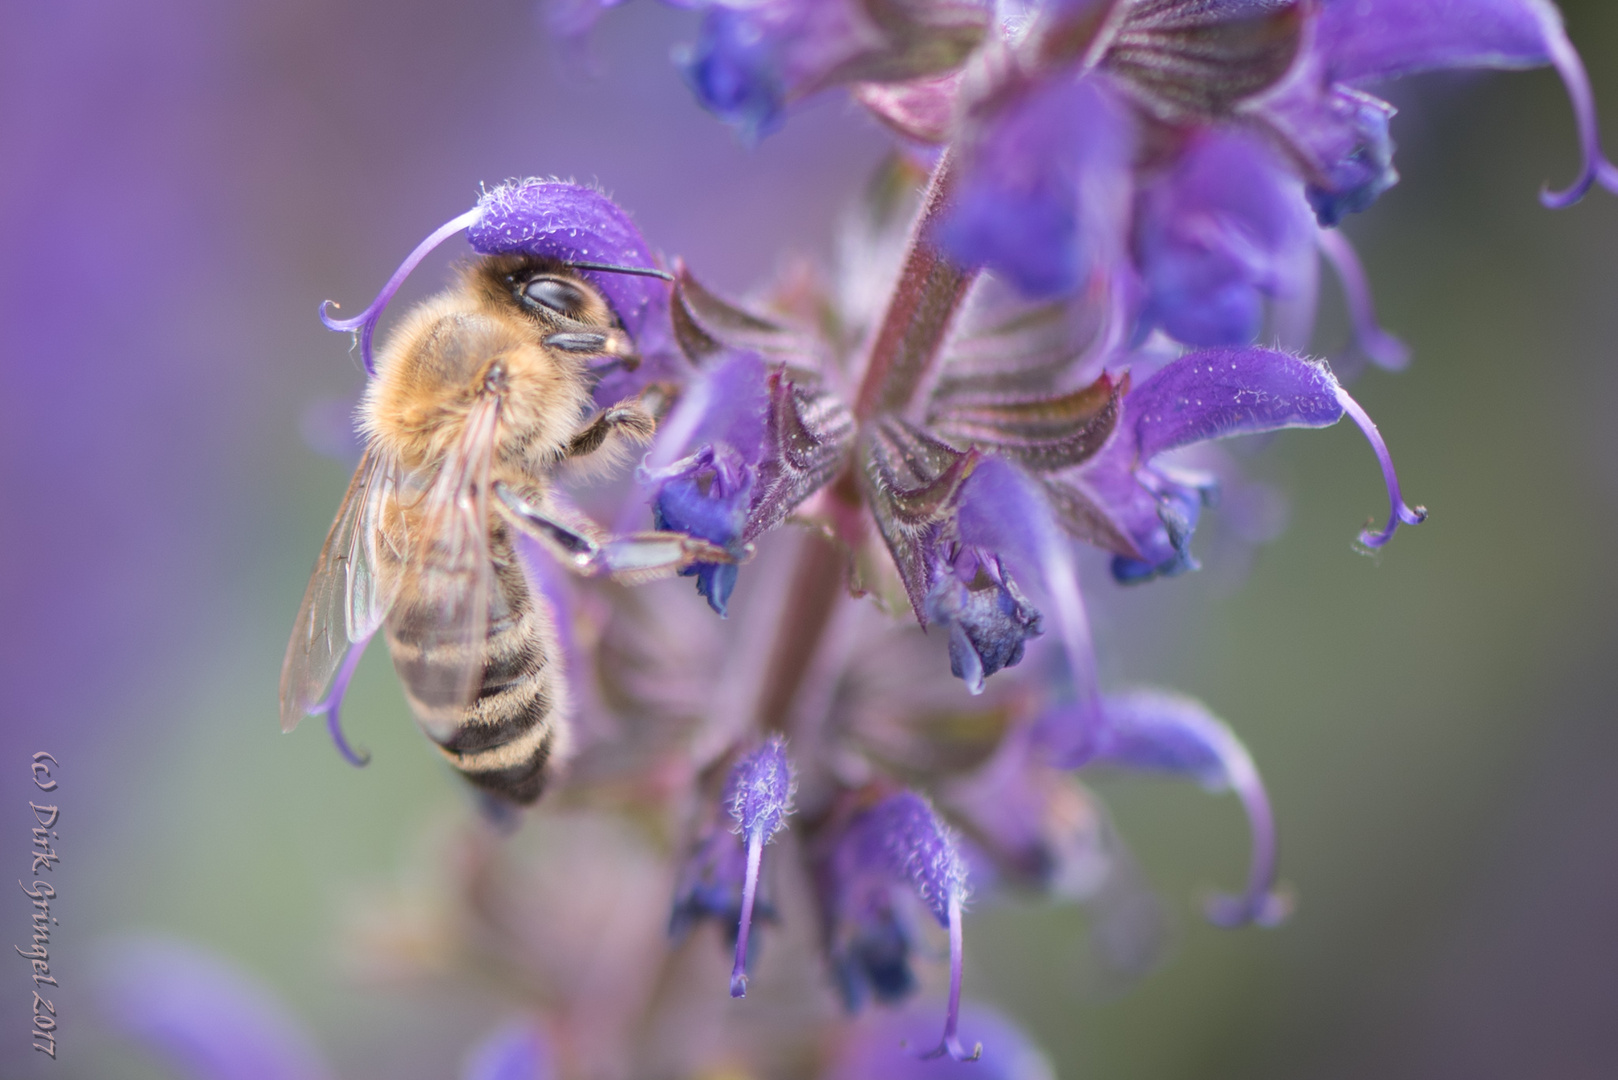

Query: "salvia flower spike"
<box><xmin>725</xmin><ymin>737</ymin><xmax>796</xmax><ymax>998</ymax></box>
<box><xmin>280</xmin><ymin>2</ymin><xmax>1618</xmax><ymax>1066</ymax></box>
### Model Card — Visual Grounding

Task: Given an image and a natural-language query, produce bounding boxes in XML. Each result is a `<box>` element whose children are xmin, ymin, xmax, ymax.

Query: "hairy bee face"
<box><xmin>360</xmin><ymin>255</ymin><xmax>631</xmax><ymax>475</ymax></box>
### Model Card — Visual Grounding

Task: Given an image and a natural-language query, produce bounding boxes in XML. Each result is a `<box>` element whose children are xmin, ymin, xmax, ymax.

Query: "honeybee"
<box><xmin>280</xmin><ymin>253</ymin><xmax>729</xmax><ymax>805</ymax></box>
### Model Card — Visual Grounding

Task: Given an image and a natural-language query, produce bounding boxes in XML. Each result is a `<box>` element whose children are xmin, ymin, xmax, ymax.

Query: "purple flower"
<box><xmin>1037</xmin><ymin>690</ymin><xmax>1293</xmax><ymax>927</ymax></box>
<box><xmin>939</xmin><ymin>72</ymin><xmax>1135</xmax><ymax>297</ymax></box>
<box><xmin>1264</xmin><ymin>79</ymin><xmax>1401</xmax><ymax>228</ymax></box>
<box><xmin>674</xmin><ymin>0</ymin><xmax>991</xmax><ymax>140</ymax></box>
<box><xmin>1264</xmin><ymin>0</ymin><xmax>1618</xmax><ymax>220</ymax></box>
<box><xmin>1133</xmin><ymin>129</ymin><xmax>1317</xmax><ymax>346</ymax></box>
<box><xmin>861</xmin><ymin>419</ymin><xmax>1050</xmax><ymax>693</ymax></box>
<box><xmin>821</xmin><ymin>791</ymin><xmax>978</xmax><ymax>1061</ymax></box>
<box><xmin>643</xmin><ymin>350</ymin><xmax>770</xmax><ymax>614</ymax></box>
<box><xmin>652</xmin><ymin>442</ymin><xmax>756</xmax><ymax>612</ymax></box>
<box><xmin>724</xmin><ymin>736</ymin><xmax>797</xmax><ymax>997</ymax></box>
<box><xmin>668</xmin><ymin>824</ymin><xmax>762</xmax><ymax>940</ymax></box>
<box><xmin>1048</xmin><ymin>346</ymin><xmax>1425</xmax><ymax>583</ymax></box>
<box><xmin>668</xmin><ymin>741</ymin><xmax>797</xmax><ymax>1000</ymax></box>
<box><xmin>923</xmin><ymin>541</ymin><xmax>1045</xmax><ymax>694</ymax></box>
<box><xmin>469</xmin><ymin>179</ymin><xmax>672</xmax><ymax>349</ymax></box>
<box><xmin>943</xmin><ymin>722</ymin><xmax>1111</xmax><ymax>898</ymax></box>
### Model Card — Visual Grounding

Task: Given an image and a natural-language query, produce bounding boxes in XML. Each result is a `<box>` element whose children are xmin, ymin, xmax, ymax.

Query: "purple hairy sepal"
<box><xmin>320</xmin><ymin>179</ymin><xmax>670</xmax><ymax>377</ymax></box>
<box><xmin>725</xmin><ymin>737</ymin><xmax>797</xmax><ymax>997</ymax></box>
<box><xmin>642</xmin><ymin>351</ymin><xmax>770</xmax><ymax>615</ymax></box>
<box><xmin>825</xmin><ymin>793</ymin><xmax>978</xmax><ymax>1061</ymax></box>
<box><xmin>460</xmin><ymin>1019</ymin><xmax>555</xmax><ymax>1080</ymax></box>
<box><xmin>940</xmin><ymin>73</ymin><xmax>1134</xmax><ymax>297</ymax></box>
<box><xmin>923</xmin><ymin>544</ymin><xmax>1044</xmax><ymax>695</ymax></box>
<box><xmin>1134</xmin><ymin>130</ymin><xmax>1317</xmax><ymax>346</ymax></box>
<box><xmin>1039</xmin><ymin>691</ymin><xmax>1291</xmax><ymax>927</ymax></box>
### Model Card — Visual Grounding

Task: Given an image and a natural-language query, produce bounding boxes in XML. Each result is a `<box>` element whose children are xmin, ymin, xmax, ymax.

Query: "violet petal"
<box><xmin>941</xmin><ymin>73</ymin><xmax>1135</xmax><ymax>297</ymax></box>
<box><xmin>1316</xmin><ymin>0</ymin><xmax>1618</xmax><ymax>205</ymax></box>
<box><xmin>1129</xmin><ymin>346</ymin><xmax>1344</xmax><ymax>460</ymax></box>
<box><xmin>1134</xmin><ymin>130</ymin><xmax>1317</xmax><ymax>347</ymax></box>
<box><xmin>1056</xmin><ymin>690</ymin><xmax>1292</xmax><ymax>927</ymax></box>
<box><xmin>469</xmin><ymin>179</ymin><xmax>671</xmax><ymax>348</ymax></box>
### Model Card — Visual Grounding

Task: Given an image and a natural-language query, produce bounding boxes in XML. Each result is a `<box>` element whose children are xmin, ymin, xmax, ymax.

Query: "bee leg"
<box><xmin>495</xmin><ymin>482</ymin><xmax>735</xmax><ymax>584</ymax></box>
<box><xmin>566</xmin><ymin>401</ymin><xmax>657</xmax><ymax>459</ymax></box>
<box><xmin>546</xmin><ymin>327</ymin><xmax>642</xmax><ymax>377</ymax></box>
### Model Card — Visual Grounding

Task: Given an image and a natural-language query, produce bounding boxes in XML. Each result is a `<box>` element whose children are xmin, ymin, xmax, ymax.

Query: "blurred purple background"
<box><xmin>2</xmin><ymin>1</ymin><xmax>1616</xmax><ymax>1077</ymax></box>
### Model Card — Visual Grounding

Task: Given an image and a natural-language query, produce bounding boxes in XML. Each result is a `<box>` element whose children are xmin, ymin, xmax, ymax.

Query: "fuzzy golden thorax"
<box><xmin>360</xmin><ymin>256</ymin><xmax>625</xmax><ymax>477</ymax></box>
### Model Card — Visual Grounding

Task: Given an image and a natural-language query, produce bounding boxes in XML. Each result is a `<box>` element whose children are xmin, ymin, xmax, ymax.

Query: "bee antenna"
<box><xmin>565</xmin><ymin>261</ymin><xmax>675</xmax><ymax>282</ymax></box>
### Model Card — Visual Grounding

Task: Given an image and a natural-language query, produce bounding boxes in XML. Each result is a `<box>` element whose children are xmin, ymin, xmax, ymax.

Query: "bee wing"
<box><xmin>388</xmin><ymin>396</ymin><xmax>501</xmax><ymax>743</ymax></box>
<box><xmin>279</xmin><ymin>446</ymin><xmax>403</xmax><ymax>732</ymax></box>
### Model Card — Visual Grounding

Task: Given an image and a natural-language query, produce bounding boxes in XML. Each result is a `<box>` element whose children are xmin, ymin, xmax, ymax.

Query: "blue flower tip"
<box><xmin>1356</xmin><ymin>503</ymin><xmax>1427</xmax><ymax>550</ymax></box>
<box><xmin>729</xmin><ymin>972</ymin><xmax>748</xmax><ymax>998</ymax></box>
<box><xmin>317</xmin><ymin>298</ymin><xmax>345</xmax><ymax>330</ymax></box>
<box><xmin>1539</xmin><ymin>173</ymin><xmax>1596</xmax><ymax>209</ymax></box>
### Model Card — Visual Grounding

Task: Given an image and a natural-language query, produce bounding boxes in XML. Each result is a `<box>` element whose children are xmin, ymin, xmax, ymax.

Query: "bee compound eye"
<box><xmin>520</xmin><ymin>276</ymin><xmax>587</xmax><ymax>317</ymax></box>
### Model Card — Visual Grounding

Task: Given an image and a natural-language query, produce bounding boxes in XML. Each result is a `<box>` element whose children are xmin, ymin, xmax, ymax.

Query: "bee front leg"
<box><xmin>495</xmin><ymin>482</ymin><xmax>736</xmax><ymax>585</ymax></box>
<box><xmin>566</xmin><ymin>401</ymin><xmax>657</xmax><ymax>460</ymax></box>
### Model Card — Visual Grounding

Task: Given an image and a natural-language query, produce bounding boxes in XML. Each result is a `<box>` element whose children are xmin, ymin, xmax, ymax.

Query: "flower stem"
<box><xmin>754</xmin><ymin>153</ymin><xmax>980</xmax><ymax>737</ymax></box>
<box><xmin>851</xmin><ymin>151</ymin><xmax>976</xmax><ymax>424</ymax></box>
<box><xmin>755</xmin><ymin>525</ymin><xmax>852</xmax><ymax>734</ymax></box>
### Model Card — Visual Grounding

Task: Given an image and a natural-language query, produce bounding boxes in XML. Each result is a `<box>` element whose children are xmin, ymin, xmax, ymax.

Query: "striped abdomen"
<box><xmin>384</xmin><ymin>522</ymin><xmax>568</xmax><ymax>804</ymax></box>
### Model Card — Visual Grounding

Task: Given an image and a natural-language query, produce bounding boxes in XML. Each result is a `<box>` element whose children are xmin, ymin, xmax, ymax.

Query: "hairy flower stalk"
<box><xmin>237</xmin><ymin>3</ymin><xmax>1618</xmax><ymax>1077</ymax></box>
<box><xmin>851</xmin><ymin>153</ymin><xmax>976</xmax><ymax>423</ymax></box>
